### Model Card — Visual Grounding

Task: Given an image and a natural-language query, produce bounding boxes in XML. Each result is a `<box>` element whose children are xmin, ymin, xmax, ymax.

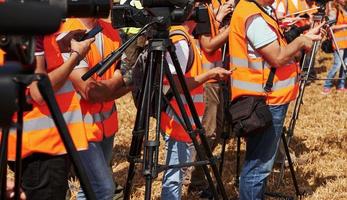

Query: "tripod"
<box><xmin>0</xmin><ymin>63</ymin><xmax>96</xmax><ymax>200</ymax></box>
<box><xmin>121</xmin><ymin>24</ymin><xmax>228</xmax><ymax>199</ymax></box>
<box><xmin>277</xmin><ymin>7</ymin><xmax>347</xmax><ymax>187</ymax></box>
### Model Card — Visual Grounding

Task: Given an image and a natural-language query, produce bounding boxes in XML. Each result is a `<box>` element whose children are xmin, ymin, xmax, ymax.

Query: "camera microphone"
<box><xmin>81</xmin><ymin>50</ymin><xmax>122</xmax><ymax>81</ymax></box>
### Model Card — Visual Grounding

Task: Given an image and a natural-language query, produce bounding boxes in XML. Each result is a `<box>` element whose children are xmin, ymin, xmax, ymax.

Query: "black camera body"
<box><xmin>111</xmin><ymin>1</ymin><xmax>208</xmax><ymax>29</ymax></box>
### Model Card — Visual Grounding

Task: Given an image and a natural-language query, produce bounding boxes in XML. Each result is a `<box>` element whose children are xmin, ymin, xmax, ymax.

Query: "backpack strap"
<box><xmin>169</xmin><ymin>29</ymin><xmax>195</xmax><ymax>73</ymax></box>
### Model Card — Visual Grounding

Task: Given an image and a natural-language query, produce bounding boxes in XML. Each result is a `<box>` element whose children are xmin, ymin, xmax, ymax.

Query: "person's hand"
<box><xmin>70</xmin><ymin>37</ymin><xmax>95</xmax><ymax>60</ymax></box>
<box><xmin>304</xmin><ymin>22</ymin><xmax>326</xmax><ymax>41</ymax></box>
<box><xmin>216</xmin><ymin>1</ymin><xmax>234</xmax><ymax>22</ymax></box>
<box><xmin>299</xmin><ymin>22</ymin><xmax>326</xmax><ymax>52</ymax></box>
<box><xmin>6</xmin><ymin>179</ymin><xmax>26</xmax><ymax>200</ymax></box>
<box><xmin>56</xmin><ymin>29</ymin><xmax>86</xmax><ymax>53</ymax></box>
<box><xmin>208</xmin><ymin>67</ymin><xmax>232</xmax><ymax>80</ymax></box>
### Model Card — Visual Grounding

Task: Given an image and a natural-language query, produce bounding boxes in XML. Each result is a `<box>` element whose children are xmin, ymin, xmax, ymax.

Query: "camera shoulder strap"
<box><xmin>264</xmin><ymin>67</ymin><xmax>277</xmax><ymax>92</ymax></box>
<box><xmin>245</xmin><ymin>0</ymin><xmax>278</xmax><ymax>92</ymax></box>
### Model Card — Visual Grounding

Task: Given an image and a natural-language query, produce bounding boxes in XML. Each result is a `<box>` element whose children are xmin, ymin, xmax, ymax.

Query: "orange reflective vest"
<box><xmin>229</xmin><ymin>0</ymin><xmax>299</xmax><ymax>105</ymax></box>
<box><xmin>275</xmin><ymin>0</ymin><xmax>308</xmax><ymax>15</ymax></box>
<box><xmin>7</xmin><ymin>79</ymin><xmax>89</xmax><ymax>160</ymax></box>
<box><xmin>201</xmin><ymin>3</ymin><xmax>223</xmax><ymax>82</ymax></box>
<box><xmin>334</xmin><ymin>7</ymin><xmax>347</xmax><ymax>49</ymax></box>
<box><xmin>7</xmin><ymin>45</ymin><xmax>88</xmax><ymax>160</ymax></box>
<box><xmin>160</xmin><ymin>26</ymin><xmax>205</xmax><ymax>142</ymax></box>
<box><xmin>44</xmin><ymin>19</ymin><xmax>121</xmax><ymax>142</ymax></box>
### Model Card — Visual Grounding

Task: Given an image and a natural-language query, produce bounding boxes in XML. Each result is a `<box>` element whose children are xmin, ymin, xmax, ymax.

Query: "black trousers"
<box><xmin>10</xmin><ymin>153</ymin><xmax>70</xmax><ymax>200</ymax></box>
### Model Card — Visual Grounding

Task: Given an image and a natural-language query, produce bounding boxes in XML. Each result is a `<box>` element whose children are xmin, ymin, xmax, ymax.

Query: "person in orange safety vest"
<box><xmin>6</xmin><ymin>34</ymin><xmax>93</xmax><ymax>200</ymax></box>
<box><xmin>323</xmin><ymin>0</ymin><xmax>347</xmax><ymax>94</ymax></box>
<box><xmin>229</xmin><ymin>0</ymin><xmax>324</xmax><ymax>199</ymax></box>
<box><xmin>187</xmin><ymin>0</ymin><xmax>235</xmax><ymax>195</ymax></box>
<box><xmin>43</xmin><ymin>18</ymin><xmax>128</xmax><ymax>200</ymax></box>
<box><xmin>160</xmin><ymin>16</ymin><xmax>231</xmax><ymax>198</ymax></box>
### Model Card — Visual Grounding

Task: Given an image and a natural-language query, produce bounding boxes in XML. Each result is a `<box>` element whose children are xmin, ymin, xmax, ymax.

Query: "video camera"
<box><xmin>0</xmin><ymin>0</ymin><xmax>111</xmax><ymax>67</ymax></box>
<box><xmin>111</xmin><ymin>0</ymin><xmax>209</xmax><ymax>29</ymax></box>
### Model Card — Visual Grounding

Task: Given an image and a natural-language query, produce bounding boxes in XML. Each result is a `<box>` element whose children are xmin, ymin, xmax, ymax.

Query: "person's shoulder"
<box><xmin>98</xmin><ymin>19</ymin><xmax>121</xmax><ymax>41</ymax></box>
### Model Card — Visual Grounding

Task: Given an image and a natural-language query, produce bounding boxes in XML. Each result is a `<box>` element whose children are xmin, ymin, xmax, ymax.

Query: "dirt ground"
<box><xmin>67</xmin><ymin>52</ymin><xmax>347</xmax><ymax>199</ymax></box>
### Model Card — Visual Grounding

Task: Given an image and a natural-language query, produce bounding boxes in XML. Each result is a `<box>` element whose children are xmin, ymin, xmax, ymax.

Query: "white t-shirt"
<box><xmin>245</xmin><ymin>7</ymin><xmax>277</xmax><ymax>58</ymax></box>
<box><xmin>165</xmin><ymin>40</ymin><xmax>189</xmax><ymax>74</ymax></box>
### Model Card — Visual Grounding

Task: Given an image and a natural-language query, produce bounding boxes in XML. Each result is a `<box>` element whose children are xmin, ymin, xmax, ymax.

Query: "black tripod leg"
<box><xmin>35</xmin><ymin>74</ymin><xmax>96</xmax><ymax>200</ymax></box>
<box><xmin>278</xmin><ymin>40</ymin><xmax>320</xmax><ymax>186</ymax></box>
<box><xmin>235</xmin><ymin>136</ymin><xmax>241</xmax><ymax>187</ymax></box>
<box><xmin>167</xmin><ymin>47</ymin><xmax>228</xmax><ymax>199</ymax></box>
<box><xmin>143</xmin><ymin>49</ymin><xmax>158</xmax><ymax>200</ymax></box>
<box><xmin>219</xmin><ymin>136</ymin><xmax>227</xmax><ymax>176</ymax></box>
<box><xmin>0</xmin><ymin>127</ymin><xmax>9</xmax><ymax>200</ymax></box>
<box><xmin>123</xmin><ymin>49</ymin><xmax>154</xmax><ymax>200</ymax></box>
<box><xmin>281</xmin><ymin>131</ymin><xmax>300</xmax><ymax>196</ymax></box>
<box><xmin>14</xmin><ymin>85</ymin><xmax>25</xmax><ymax>200</ymax></box>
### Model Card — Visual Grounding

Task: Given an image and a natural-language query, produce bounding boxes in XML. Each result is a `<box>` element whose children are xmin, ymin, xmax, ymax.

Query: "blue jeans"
<box><xmin>161</xmin><ymin>136</ymin><xmax>194</xmax><ymax>200</ymax></box>
<box><xmin>324</xmin><ymin>49</ymin><xmax>347</xmax><ymax>89</ymax></box>
<box><xmin>239</xmin><ymin>104</ymin><xmax>289</xmax><ymax>200</ymax></box>
<box><xmin>77</xmin><ymin>135</ymin><xmax>115</xmax><ymax>200</ymax></box>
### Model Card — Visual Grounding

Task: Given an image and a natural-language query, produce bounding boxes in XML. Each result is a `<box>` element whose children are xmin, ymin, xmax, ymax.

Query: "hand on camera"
<box><xmin>70</xmin><ymin>37</ymin><xmax>95</xmax><ymax>60</ymax></box>
<box><xmin>208</xmin><ymin>67</ymin><xmax>232</xmax><ymax>80</ymax></box>
<box><xmin>304</xmin><ymin>22</ymin><xmax>326</xmax><ymax>41</ymax></box>
<box><xmin>301</xmin><ymin>22</ymin><xmax>326</xmax><ymax>51</ymax></box>
<box><xmin>216</xmin><ymin>0</ymin><xmax>234</xmax><ymax>22</ymax></box>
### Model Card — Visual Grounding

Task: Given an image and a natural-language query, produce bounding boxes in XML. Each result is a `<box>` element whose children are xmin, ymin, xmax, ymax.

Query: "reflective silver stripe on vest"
<box><xmin>23</xmin><ymin>110</ymin><xmax>83</xmax><ymax>132</ymax></box>
<box><xmin>202</xmin><ymin>60</ymin><xmax>223</xmax><ymax>70</ymax></box>
<box><xmin>272</xmin><ymin>76</ymin><xmax>297</xmax><ymax>91</ymax></box>
<box><xmin>230</xmin><ymin>57</ymin><xmax>270</xmax><ymax>71</ymax></box>
<box><xmin>233</xmin><ymin>76</ymin><xmax>296</xmax><ymax>93</ymax></box>
<box><xmin>56</xmin><ymin>80</ymin><xmax>75</xmax><ymax>95</ymax></box>
<box><xmin>84</xmin><ymin>104</ymin><xmax>117</xmax><ymax>124</ymax></box>
<box><xmin>164</xmin><ymin>93</ymin><xmax>204</xmax><ymax>125</ymax></box>
<box><xmin>232</xmin><ymin>79</ymin><xmax>265</xmax><ymax>92</ymax></box>
<box><xmin>176</xmin><ymin>94</ymin><xmax>204</xmax><ymax>105</ymax></box>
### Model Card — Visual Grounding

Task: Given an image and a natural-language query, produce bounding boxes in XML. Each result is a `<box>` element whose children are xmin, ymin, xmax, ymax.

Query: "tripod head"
<box><xmin>83</xmin><ymin>0</ymin><xmax>209</xmax><ymax>80</ymax></box>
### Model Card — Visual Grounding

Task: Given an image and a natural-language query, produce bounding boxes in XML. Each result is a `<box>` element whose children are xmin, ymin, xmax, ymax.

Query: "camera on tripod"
<box><xmin>111</xmin><ymin>0</ymin><xmax>209</xmax><ymax>29</ymax></box>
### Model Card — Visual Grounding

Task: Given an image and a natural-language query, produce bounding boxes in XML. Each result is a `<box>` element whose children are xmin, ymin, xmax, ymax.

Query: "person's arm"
<box><xmin>166</xmin><ymin>39</ymin><xmax>231</xmax><ymax>92</ymax></box>
<box><xmin>182</xmin><ymin>67</ymin><xmax>231</xmax><ymax>91</ymax></box>
<box><xmin>69</xmin><ymin>67</ymin><xmax>130</xmax><ymax>103</ymax></box>
<box><xmin>246</xmin><ymin>14</ymin><xmax>324</xmax><ymax>68</ymax></box>
<box><xmin>257</xmin><ymin>24</ymin><xmax>324</xmax><ymax>68</ymax></box>
<box><xmin>198</xmin><ymin>26</ymin><xmax>230</xmax><ymax>54</ymax></box>
<box><xmin>332</xmin><ymin>24</ymin><xmax>347</xmax><ymax>31</ymax></box>
<box><xmin>29</xmin><ymin>38</ymin><xmax>94</xmax><ymax>104</ymax></box>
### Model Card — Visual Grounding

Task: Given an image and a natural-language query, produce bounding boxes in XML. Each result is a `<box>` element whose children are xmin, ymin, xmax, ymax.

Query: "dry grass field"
<box><xmin>67</xmin><ymin>51</ymin><xmax>346</xmax><ymax>199</ymax></box>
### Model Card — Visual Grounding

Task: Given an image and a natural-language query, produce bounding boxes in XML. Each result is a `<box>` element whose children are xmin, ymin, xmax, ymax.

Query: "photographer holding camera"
<box><xmin>229</xmin><ymin>0</ymin><xmax>324</xmax><ymax>199</ymax></box>
<box><xmin>6</xmin><ymin>33</ymin><xmax>93</xmax><ymax>200</ymax></box>
<box><xmin>43</xmin><ymin>18</ymin><xmax>128</xmax><ymax>200</ymax></box>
